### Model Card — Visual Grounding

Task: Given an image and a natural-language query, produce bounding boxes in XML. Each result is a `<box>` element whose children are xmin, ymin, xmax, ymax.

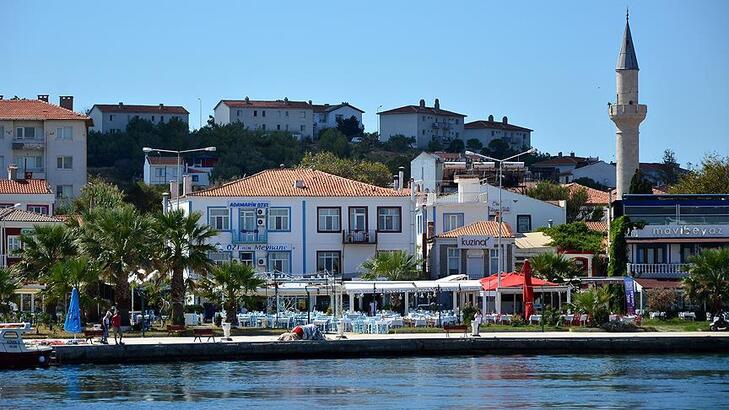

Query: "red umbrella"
<box><xmin>523</xmin><ymin>260</ymin><xmax>535</xmax><ymax>320</ymax></box>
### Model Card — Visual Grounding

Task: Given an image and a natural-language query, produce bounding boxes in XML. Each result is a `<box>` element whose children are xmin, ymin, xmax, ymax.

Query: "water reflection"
<box><xmin>1</xmin><ymin>355</ymin><xmax>728</xmax><ymax>408</ymax></box>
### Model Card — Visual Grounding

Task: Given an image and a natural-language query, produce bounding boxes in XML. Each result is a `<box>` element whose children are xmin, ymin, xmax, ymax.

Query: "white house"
<box><xmin>88</xmin><ymin>103</ymin><xmax>189</xmax><ymax>133</ymax></box>
<box><xmin>566</xmin><ymin>160</ymin><xmax>617</xmax><ymax>188</ymax></box>
<box><xmin>143</xmin><ymin>156</ymin><xmax>212</xmax><ymax>188</ymax></box>
<box><xmin>0</xmin><ymin>174</ymin><xmax>55</xmax><ymax>215</ymax></box>
<box><xmin>378</xmin><ymin>99</ymin><xmax>466</xmax><ymax>149</ymax></box>
<box><xmin>312</xmin><ymin>103</ymin><xmax>364</xmax><ymax>136</ymax></box>
<box><xmin>462</xmin><ymin>115</ymin><xmax>532</xmax><ymax>150</ymax></box>
<box><xmin>173</xmin><ymin>168</ymin><xmax>415</xmax><ymax>279</ymax></box>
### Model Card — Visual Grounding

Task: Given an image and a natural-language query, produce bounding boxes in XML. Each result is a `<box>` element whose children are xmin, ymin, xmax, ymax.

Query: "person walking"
<box><xmin>101</xmin><ymin>309</ymin><xmax>111</xmax><ymax>344</ymax></box>
<box><xmin>111</xmin><ymin>308</ymin><xmax>123</xmax><ymax>345</ymax></box>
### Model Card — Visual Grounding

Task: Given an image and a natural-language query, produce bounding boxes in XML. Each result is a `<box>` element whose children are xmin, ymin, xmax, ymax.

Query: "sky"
<box><xmin>2</xmin><ymin>0</ymin><xmax>728</xmax><ymax>167</ymax></box>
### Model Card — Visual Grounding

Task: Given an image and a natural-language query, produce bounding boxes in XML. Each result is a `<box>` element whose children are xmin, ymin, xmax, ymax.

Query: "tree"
<box><xmin>427</xmin><ymin>139</ymin><xmax>443</xmax><ymax>152</ymax></box>
<box><xmin>566</xmin><ymin>186</ymin><xmax>589</xmax><ymax>222</ymax></box>
<box><xmin>569</xmin><ymin>286</ymin><xmax>612</xmax><ymax>326</ymax></box>
<box><xmin>540</xmin><ymin>222</ymin><xmax>605</xmax><ymax>254</ymax></box>
<box><xmin>482</xmin><ymin>139</ymin><xmax>513</xmax><ymax>159</ymax></box>
<box><xmin>659</xmin><ymin>149</ymin><xmax>681</xmax><ymax>186</ymax></box>
<box><xmin>646</xmin><ymin>288</ymin><xmax>677</xmax><ymax>313</ymax></box>
<box><xmin>382</xmin><ymin>135</ymin><xmax>415</xmax><ymax>153</ymax></box>
<box><xmin>299</xmin><ymin>152</ymin><xmax>392</xmax><ymax>187</ymax></box>
<box><xmin>44</xmin><ymin>257</ymin><xmax>100</xmax><ymax>322</ymax></box>
<box><xmin>683</xmin><ymin>248</ymin><xmax>729</xmax><ymax>313</ymax></box>
<box><xmin>629</xmin><ymin>169</ymin><xmax>653</xmax><ymax>194</ymax></box>
<box><xmin>466</xmin><ymin>139</ymin><xmax>483</xmax><ymax>152</ymax></box>
<box><xmin>71</xmin><ymin>177</ymin><xmax>126</xmax><ymax>215</ymax></box>
<box><xmin>670</xmin><ymin>154</ymin><xmax>729</xmax><ymax>194</ymax></box>
<box><xmin>446</xmin><ymin>139</ymin><xmax>464</xmax><ymax>153</ymax></box>
<box><xmin>0</xmin><ymin>268</ymin><xmax>19</xmax><ymax>315</ymax></box>
<box><xmin>526</xmin><ymin>181</ymin><xmax>594</xmax><ymax>222</ymax></box>
<box><xmin>526</xmin><ymin>181</ymin><xmax>569</xmax><ymax>202</ymax></box>
<box><xmin>529</xmin><ymin>253</ymin><xmax>581</xmax><ymax>284</ymax></box>
<box><xmin>198</xmin><ymin>262</ymin><xmax>265</xmax><ymax>325</ymax></box>
<box><xmin>607</xmin><ymin>216</ymin><xmax>643</xmax><ymax>277</ymax></box>
<box><xmin>336</xmin><ymin>116</ymin><xmax>363</xmax><ymax>139</ymax></box>
<box><xmin>361</xmin><ymin>251</ymin><xmax>422</xmax><ymax>281</ymax></box>
<box><xmin>154</xmin><ymin>209</ymin><xmax>217</xmax><ymax>326</ymax></box>
<box><xmin>124</xmin><ymin>181</ymin><xmax>166</xmax><ymax>214</ymax></box>
<box><xmin>15</xmin><ymin>224</ymin><xmax>78</xmax><ymax>283</ymax></box>
<box><xmin>318</xmin><ymin>128</ymin><xmax>351</xmax><ymax>158</ymax></box>
<box><xmin>78</xmin><ymin>205</ymin><xmax>154</xmax><ymax>326</ymax></box>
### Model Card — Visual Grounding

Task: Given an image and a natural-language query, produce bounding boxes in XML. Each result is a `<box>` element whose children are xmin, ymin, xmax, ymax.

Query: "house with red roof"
<box><xmin>0</xmin><ymin>207</ymin><xmax>63</xmax><ymax>268</ymax></box>
<box><xmin>88</xmin><ymin>102</ymin><xmax>189</xmax><ymax>133</ymax></box>
<box><xmin>378</xmin><ymin>98</ymin><xmax>466</xmax><ymax>149</ymax></box>
<box><xmin>143</xmin><ymin>156</ymin><xmax>215</xmax><ymax>188</ymax></box>
<box><xmin>0</xmin><ymin>171</ymin><xmax>55</xmax><ymax>215</ymax></box>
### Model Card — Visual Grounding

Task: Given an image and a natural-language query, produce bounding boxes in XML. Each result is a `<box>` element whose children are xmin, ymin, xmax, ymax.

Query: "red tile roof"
<box><xmin>0</xmin><ymin>208</ymin><xmax>61</xmax><ymax>222</ymax></box>
<box><xmin>0</xmin><ymin>179</ymin><xmax>53</xmax><ymax>195</ymax></box>
<box><xmin>564</xmin><ymin>183</ymin><xmax>610</xmax><ymax>205</ymax></box>
<box><xmin>464</xmin><ymin>120</ymin><xmax>532</xmax><ymax>132</ymax></box>
<box><xmin>146</xmin><ymin>157</ymin><xmax>185</xmax><ymax>166</ymax></box>
<box><xmin>635</xmin><ymin>279</ymin><xmax>683</xmax><ymax>289</ymax></box>
<box><xmin>438</xmin><ymin>221</ymin><xmax>514</xmax><ymax>238</ymax></box>
<box><xmin>311</xmin><ymin>103</ymin><xmax>364</xmax><ymax>113</ymax></box>
<box><xmin>220</xmin><ymin>99</ymin><xmax>312</xmax><ymax>110</ymax></box>
<box><xmin>0</xmin><ymin>99</ymin><xmax>90</xmax><ymax>122</ymax></box>
<box><xmin>378</xmin><ymin>105</ymin><xmax>466</xmax><ymax>117</ymax></box>
<box><xmin>584</xmin><ymin>221</ymin><xmax>608</xmax><ymax>233</ymax></box>
<box><xmin>92</xmin><ymin>104</ymin><xmax>189</xmax><ymax>114</ymax></box>
<box><xmin>188</xmin><ymin>168</ymin><xmax>410</xmax><ymax>197</ymax></box>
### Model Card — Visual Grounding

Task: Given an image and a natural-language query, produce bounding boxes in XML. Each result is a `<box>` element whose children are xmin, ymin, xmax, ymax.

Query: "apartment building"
<box><xmin>378</xmin><ymin>99</ymin><xmax>466</xmax><ymax>149</ymax></box>
<box><xmin>0</xmin><ymin>96</ymin><xmax>90</xmax><ymax>200</ymax></box>
<box><xmin>213</xmin><ymin>98</ymin><xmax>314</xmax><ymax>139</ymax></box>
<box><xmin>173</xmin><ymin>168</ymin><xmax>415</xmax><ymax>279</ymax></box>
<box><xmin>88</xmin><ymin>103</ymin><xmax>189</xmax><ymax>133</ymax></box>
<box><xmin>463</xmin><ymin>115</ymin><xmax>532</xmax><ymax>150</ymax></box>
<box><xmin>143</xmin><ymin>156</ymin><xmax>214</xmax><ymax>188</ymax></box>
<box><xmin>312</xmin><ymin>103</ymin><xmax>364</xmax><ymax>136</ymax></box>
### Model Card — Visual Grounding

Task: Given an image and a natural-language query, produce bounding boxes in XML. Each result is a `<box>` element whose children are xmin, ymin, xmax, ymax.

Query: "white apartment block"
<box><xmin>0</xmin><ymin>96</ymin><xmax>89</xmax><ymax>200</ymax></box>
<box><xmin>463</xmin><ymin>115</ymin><xmax>532</xmax><ymax>149</ymax></box>
<box><xmin>173</xmin><ymin>168</ymin><xmax>415</xmax><ymax>279</ymax></box>
<box><xmin>312</xmin><ymin>103</ymin><xmax>364</xmax><ymax>136</ymax></box>
<box><xmin>143</xmin><ymin>156</ymin><xmax>212</xmax><ymax>188</ymax></box>
<box><xmin>378</xmin><ymin>99</ymin><xmax>466</xmax><ymax>149</ymax></box>
<box><xmin>89</xmin><ymin>103</ymin><xmax>189</xmax><ymax>133</ymax></box>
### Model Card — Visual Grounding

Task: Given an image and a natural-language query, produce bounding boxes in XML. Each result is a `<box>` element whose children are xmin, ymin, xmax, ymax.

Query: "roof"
<box><xmin>635</xmin><ymin>279</ymin><xmax>682</xmax><ymax>290</ymax></box>
<box><xmin>431</xmin><ymin>151</ymin><xmax>485</xmax><ymax>162</ymax></box>
<box><xmin>378</xmin><ymin>105</ymin><xmax>466</xmax><ymax>117</ymax></box>
<box><xmin>0</xmin><ymin>208</ymin><xmax>62</xmax><ymax>223</ymax></box>
<box><xmin>438</xmin><ymin>221</ymin><xmax>514</xmax><ymax>238</ymax></box>
<box><xmin>464</xmin><ymin>120</ymin><xmax>532</xmax><ymax>132</ymax></box>
<box><xmin>0</xmin><ymin>99</ymin><xmax>90</xmax><ymax>122</ymax></box>
<box><xmin>0</xmin><ymin>179</ymin><xmax>53</xmax><ymax>195</ymax></box>
<box><xmin>616</xmin><ymin>18</ymin><xmax>639</xmax><ymax>70</ymax></box>
<box><xmin>563</xmin><ymin>183</ymin><xmax>610</xmax><ymax>205</ymax></box>
<box><xmin>311</xmin><ymin>103</ymin><xmax>364</xmax><ymax>114</ymax></box>
<box><xmin>584</xmin><ymin>221</ymin><xmax>608</xmax><ymax>233</ymax></box>
<box><xmin>531</xmin><ymin>156</ymin><xmax>584</xmax><ymax>167</ymax></box>
<box><xmin>92</xmin><ymin>104</ymin><xmax>189</xmax><ymax>114</ymax></box>
<box><xmin>480</xmin><ymin>272</ymin><xmax>558</xmax><ymax>291</ymax></box>
<box><xmin>218</xmin><ymin>99</ymin><xmax>312</xmax><ymax>110</ymax></box>
<box><xmin>515</xmin><ymin>232</ymin><xmax>554</xmax><ymax>250</ymax></box>
<box><xmin>188</xmin><ymin>168</ymin><xmax>410</xmax><ymax>197</ymax></box>
<box><xmin>146</xmin><ymin>156</ymin><xmax>185</xmax><ymax>166</ymax></box>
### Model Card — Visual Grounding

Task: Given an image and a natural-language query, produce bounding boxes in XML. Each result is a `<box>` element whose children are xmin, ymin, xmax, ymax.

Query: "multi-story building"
<box><xmin>378</xmin><ymin>99</ymin><xmax>466</xmax><ymax>149</ymax></box>
<box><xmin>463</xmin><ymin>115</ymin><xmax>532</xmax><ymax>150</ymax></box>
<box><xmin>0</xmin><ymin>96</ymin><xmax>90</xmax><ymax>200</ymax></box>
<box><xmin>143</xmin><ymin>156</ymin><xmax>213</xmax><ymax>188</ymax></box>
<box><xmin>312</xmin><ymin>103</ymin><xmax>364</xmax><ymax>137</ymax></box>
<box><xmin>0</xmin><ymin>174</ymin><xmax>55</xmax><ymax>215</ymax></box>
<box><xmin>616</xmin><ymin>194</ymin><xmax>729</xmax><ymax>280</ymax></box>
<box><xmin>213</xmin><ymin>98</ymin><xmax>314</xmax><ymax>139</ymax></box>
<box><xmin>174</xmin><ymin>168</ymin><xmax>415</xmax><ymax>278</ymax></box>
<box><xmin>88</xmin><ymin>103</ymin><xmax>189</xmax><ymax>133</ymax></box>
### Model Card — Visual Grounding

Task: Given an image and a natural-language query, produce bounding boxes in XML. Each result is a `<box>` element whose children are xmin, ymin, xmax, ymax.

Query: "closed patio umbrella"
<box><xmin>522</xmin><ymin>261</ymin><xmax>535</xmax><ymax>320</ymax></box>
<box><xmin>64</xmin><ymin>287</ymin><xmax>83</xmax><ymax>343</ymax></box>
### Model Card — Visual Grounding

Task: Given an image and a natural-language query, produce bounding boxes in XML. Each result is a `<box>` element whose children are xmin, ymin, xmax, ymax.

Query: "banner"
<box><xmin>623</xmin><ymin>276</ymin><xmax>636</xmax><ymax>315</ymax></box>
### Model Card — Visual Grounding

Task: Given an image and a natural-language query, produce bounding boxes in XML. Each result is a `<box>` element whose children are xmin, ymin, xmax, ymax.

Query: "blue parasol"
<box><xmin>64</xmin><ymin>287</ymin><xmax>83</xmax><ymax>339</ymax></box>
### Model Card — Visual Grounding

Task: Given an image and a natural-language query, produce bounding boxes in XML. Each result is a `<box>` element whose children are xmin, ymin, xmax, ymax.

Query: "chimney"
<box><xmin>393</xmin><ymin>174</ymin><xmax>399</xmax><ymax>190</ymax></box>
<box><xmin>159</xmin><ymin>103</ymin><xmax>164</xmax><ymax>110</ymax></box>
<box><xmin>488</xmin><ymin>114</ymin><xmax>494</xmax><ymax>122</ymax></box>
<box><xmin>502</xmin><ymin>116</ymin><xmax>508</xmax><ymax>124</ymax></box>
<box><xmin>7</xmin><ymin>164</ymin><xmax>18</xmax><ymax>181</ymax></box>
<box><xmin>293</xmin><ymin>179</ymin><xmax>306</xmax><ymax>189</ymax></box>
<box><xmin>245</xmin><ymin>96</ymin><xmax>250</xmax><ymax>103</ymax></box>
<box><xmin>398</xmin><ymin>167</ymin><xmax>405</xmax><ymax>192</ymax></box>
<box><xmin>182</xmin><ymin>174</ymin><xmax>192</xmax><ymax>196</ymax></box>
<box><xmin>169</xmin><ymin>180</ymin><xmax>179</xmax><ymax>198</ymax></box>
<box><xmin>59</xmin><ymin>96</ymin><xmax>74</xmax><ymax>111</ymax></box>
<box><xmin>162</xmin><ymin>192</ymin><xmax>170</xmax><ymax>214</ymax></box>
<box><xmin>558</xmin><ymin>152</ymin><xmax>563</xmax><ymax>157</ymax></box>
<box><xmin>419</xmin><ymin>99</ymin><xmax>425</xmax><ymax>108</ymax></box>
<box><xmin>434</xmin><ymin>98</ymin><xmax>440</xmax><ymax>110</ymax></box>
<box><xmin>118</xmin><ymin>102</ymin><xmax>124</xmax><ymax>107</ymax></box>
<box><xmin>37</xmin><ymin>95</ymin><xmax>49</xmax><ymax>102</ymax></box>
<box><xmin>570</xmin><ymin>152</ymin><xmax>575</xmax><ymax>157</ymax></box>
<box><xmin>454</xmin><ymin>175</ymin><xmax>480</xmax><ymax>203</ymax></box>
<box><xmin>284</xmin><ymin>97</ymin><xmax>289</xmax><ymax>104</ymax></box>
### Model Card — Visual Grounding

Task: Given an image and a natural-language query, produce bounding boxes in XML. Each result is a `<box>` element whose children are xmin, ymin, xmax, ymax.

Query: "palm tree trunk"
<box><xmin>225</xmin><ymin>292</ymin><xmax>238</xmax><ymax>326</ymax></box>
<box><xmin>171</xmin><ymin>266</ymin><xmax>185</xmax><ymax>326</ymax></box>
<box><xmin>115</xmin><ymin>274</ymin><xmax>131</xmax><ymax>326</ymax></box>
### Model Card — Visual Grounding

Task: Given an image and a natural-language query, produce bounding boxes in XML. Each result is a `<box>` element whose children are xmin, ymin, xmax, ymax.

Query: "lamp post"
<box><xmin>141</xmin><ymin>146</ymin><xmax>216</xmax><ymax>209</ymax></box>
<box><xmin>465</xmin><ymin>148</ymin><xmax>535</xmax><ymax>314</ymax></box>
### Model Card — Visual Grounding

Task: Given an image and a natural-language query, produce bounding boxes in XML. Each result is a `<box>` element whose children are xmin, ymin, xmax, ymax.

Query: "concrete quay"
<box><xmin>51</xmin><ymin>332</ymin><xmax>729</xmax><ymax>365</ymax></box>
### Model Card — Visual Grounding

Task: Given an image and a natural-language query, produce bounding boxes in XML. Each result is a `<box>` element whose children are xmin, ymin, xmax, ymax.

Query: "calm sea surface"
<box><xmin>2</xmin><ymin>355</ymin><xmax>728</xmax><ymax>409</ymax></box>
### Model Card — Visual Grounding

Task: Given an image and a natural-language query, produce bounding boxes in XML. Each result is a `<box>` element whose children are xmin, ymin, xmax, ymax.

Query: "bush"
<box><xmin>462</xmin><ymin>303</ymin><xmax>477</xmax><ymax>326</ymax></box>
<box><xmin>511</xmin><ymin>314</ymin><xmax>526</xmax><ymax>327</ymax></box>
<box><xmin>540</xmin><ymin>306</ymin><xmax>562</xmax><ymax>327</ymax></box>
<box><xmin>647</xmin><ymin>288</ymin><xmax>677</xmax><ymax>314</ymax></box>
<box><xmin>601</xmin><ymin>320</ymin><xmax>641</xmax><ymax>332</ymax></box>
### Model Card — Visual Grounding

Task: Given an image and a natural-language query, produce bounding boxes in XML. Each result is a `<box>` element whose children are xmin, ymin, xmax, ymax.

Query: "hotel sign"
<box><xmin>630</xmin><ymin>225</ymin><xmax>729</xmax><ymax>239</ymax></box>
<box><xmin>457</xmin><ymin>235</ymin><xmax>494</xmax><ymax>249</ymax></box>
<box><xmin>220</xmin><ymin>243</ymin><xmax>292</xmax><ymax>252</ymax></box>
<box><xmin>229</xmin><ymin>201</ymin><xmax>268</xmax><ymax>208</ymax></box>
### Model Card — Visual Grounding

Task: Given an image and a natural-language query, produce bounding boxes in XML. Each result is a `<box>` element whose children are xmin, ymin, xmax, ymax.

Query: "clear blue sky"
<box><xmin>3</xmin><ymin>0</ymin><xmax>728</xmax><ymax>166</ymax></box>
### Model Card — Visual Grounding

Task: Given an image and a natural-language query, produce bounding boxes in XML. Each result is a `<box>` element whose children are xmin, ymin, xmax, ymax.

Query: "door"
<box><xmin>466</xmin><ymin>249</ymin><xmax>485</xmax><ymax>279</ymax></box>
<box><xmin>239</xmin><ymin>209</ymin><xmax>257</xmax><ymax>242</ymax></box>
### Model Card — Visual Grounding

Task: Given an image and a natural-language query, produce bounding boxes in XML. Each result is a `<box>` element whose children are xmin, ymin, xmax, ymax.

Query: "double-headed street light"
<box><xmin>465</xmin><ymin>147</ymin><xmax>535</xmax><ymax>314</ymax></box>
<box><xmin>142</xmin><ymin>146</ymin><xmax>216</xmax><ymax>208</ymax></box>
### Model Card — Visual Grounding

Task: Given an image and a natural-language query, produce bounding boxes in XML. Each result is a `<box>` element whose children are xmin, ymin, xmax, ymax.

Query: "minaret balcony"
<box><xmin>609</xmin><ymin>104</ymin><xmax>647</xmax><ymax>122</ymax></box>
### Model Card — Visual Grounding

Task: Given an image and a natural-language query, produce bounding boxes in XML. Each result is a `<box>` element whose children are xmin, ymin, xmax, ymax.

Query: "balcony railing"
<box><xmin>12</xmin><ymin>139</ymin><xmax>45</xmax><ymax>150</ymax></box>
<box><xmin>627</xmin><ymin>263</ymin><xmax>691</xmax><ymax>279</ymax></box>
<box><xmin>343</xmin><ymin>230</ymin><xmax>377</xmax><ymax>244</ymax></box>
<box><xmin>233</xmin><ymin>230</ymin><xmax>268</xmax><ymax>244</ymax></box>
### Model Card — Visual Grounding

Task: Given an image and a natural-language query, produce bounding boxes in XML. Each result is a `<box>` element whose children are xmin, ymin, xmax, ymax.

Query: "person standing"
<box><xmin>101</xmin><ymin>309</ymin><xmax>112</xmax><ymax>344</ymax></box>
<box><xmin>472</xmin><ymin>310</ymin><xmax>482</xmax><ymax>337</ymax></box>
<box><xmin>111</xmin><ymin>308</ymin><xmax>123</xmax><ymax>345</ymax></box>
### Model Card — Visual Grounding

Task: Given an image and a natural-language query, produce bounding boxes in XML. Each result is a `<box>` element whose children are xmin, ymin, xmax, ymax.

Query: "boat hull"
<box><xmin>0</xmin><ymin>349</ymin><xmax>52</xmax><ymax>369</ymax></box>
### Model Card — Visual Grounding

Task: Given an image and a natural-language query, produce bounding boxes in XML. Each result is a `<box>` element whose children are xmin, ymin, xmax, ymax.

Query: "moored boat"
<box><xmin>0</xmin><ymin>323</ymin><xmax>52</xmax><ymax>369</ymax></box>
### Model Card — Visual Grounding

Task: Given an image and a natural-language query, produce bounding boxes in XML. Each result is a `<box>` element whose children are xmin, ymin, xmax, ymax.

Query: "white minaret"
<box><xmin>610</xmin><ymin>11</ymin><xmax>647</xmax><ymax>198</ymax></box>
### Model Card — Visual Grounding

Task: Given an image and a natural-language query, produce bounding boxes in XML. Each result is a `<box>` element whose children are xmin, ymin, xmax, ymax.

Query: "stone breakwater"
<box><xmin>53</xmin><ymin>335</ymin><xmax>729</xmax><ymax>365</ymax></box>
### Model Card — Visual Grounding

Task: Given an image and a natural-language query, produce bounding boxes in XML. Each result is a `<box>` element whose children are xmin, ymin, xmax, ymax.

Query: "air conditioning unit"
<box><xmin>257</xmin><ymin>258</ymin><xmax>266</xmax><ymax>266</ymax></box>
<box><xmin>256</xmin><ymin>208</ymin><xmax>266</xmax><ymax>216</ymax></box>
<box><xmin>257</xmin><ymin>217</ymin><xmax>266</xmax><ymax>226</ymax></box>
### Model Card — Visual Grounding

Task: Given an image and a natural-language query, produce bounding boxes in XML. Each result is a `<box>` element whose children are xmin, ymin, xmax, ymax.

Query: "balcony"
<box><xmin>343</xmin><ymin>230</ymin><xmax>377</xmax><ymax>245</ymax></box>
<box><xmin>627</xmin><ymin>263</ymin><xmax>690</xmax><ymax>279</ymax></box>
<box><xmin>12</xmin><ymin>139</ymin><xmax>45</xmax><ymax>150</ymax></box>
<box><xmin>233</xmin><ymin>230</ymin><xmax>268</xmax><ymax>244</ymax></box>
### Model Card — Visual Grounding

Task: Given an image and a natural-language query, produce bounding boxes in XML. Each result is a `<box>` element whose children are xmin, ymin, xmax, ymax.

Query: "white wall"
<box><xmin>410</xmin><ymin>153</ymin><xmax>440</xmax><ymax>194</ymax></box>
<box><xmin>379</xmin><ymin>113</ymin><xmax>419</xmax><ymax>143</ymax></box>
<box><xmin>214</xmin><ymin>105</ymin><xmax>313</xmax><ymax>139</ymax></box>
<box><xmin>570</xmin><ymin>161</ymin><xmax>616</xmax><ymax>188</ymax></box>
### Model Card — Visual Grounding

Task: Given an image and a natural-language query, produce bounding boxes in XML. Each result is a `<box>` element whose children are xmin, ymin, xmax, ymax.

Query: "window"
<box><xmin>268</xmin><ymin>208</ymin><xmax>290</xmax><ymax>231</ymax></box>
<box><xmin>56</xmin><ymin>185</ymin><xmax>73</xmax><ymax>198</ymax></box>
<box><xmin>237</xmin><ymin>110</ymin><xmax>241</xmax><ymax>117</ymax></box>
<box><xmin>239</xmin><ymin>251</ymin><xmax>254</xmax><ymax>266</ymax></box>
<box><xmin>208</xmin><ymin>207</ymin><xmax>230</xmax><ymax>230</ymax></box>
<box><xmin>0</xmin><ymin>126</ymin><xmax>4</xmax><ymax>138</ymax></box>
<box><xmin>285</xmin><ymin>111</ymin><xmax>289</xmax><ymax>117</ymax></box>
<box><xmin>300</xmin><ymin>111</ymin><xmax>306</xmax><ymax>119</ymax></box>
<box><xmin>16</xmin><ymin>127</ymin><xmax>36</xmax><ymax>139</ymax></box>
<box><xmin>160</xmin><ymin>115</ymin><xmax>165</xmax><ymax>122</ymax></box>
<box><xmin>268</xmin><ymin>251</ymin><xmax>290</xmax><ymax>273</ymax></box>
<box><xmin>349</xmin><ymin>207</ymin><xmax>367</xmax><ymax>231</ymax></box>
<box><xmin>155</xmin><ymin>167</ymin><xmax>164</xmax><ymax>177</ymax></box>
<box><xmin>443</xmin><ymin>213</ymin><xmax>464</xmax><ymax>232</ymax></box>
<box><xmin>262</xmin><ymin>124</ymin><xmax>266</xmax><ymax>131</ymax></box>
<box><xmin>277</xmin><ymin>124</ymin><xmax>281</xmax><ymax>131</ymax></box>
<box><xmin>109</xmin><ymin>115</ymin><xmax>114</xmax><ymax>121</ymax></box>
<box><xmin>56</xmin><ymin>156</ymin><xmax>73</xmax><ymax>169</ymax></box>
<box><xmin>490</xmin><ymin>249</ymin><xmax>500</xmax><ymax>274</ymax></box>
<box><xmin>254</xmin><ymin>110</ymin><xmax>258</xmax><ymax>117</ymax></box>
<box><xmin>19</xmin><ymin>155</ymin><xmax>43</xmax><ymax>171</ymax></box>
<box><xmin>318</xmin><ymin>207</ymin><xmax>341</xmax><ymax>232</ymax></box>
<box><xmin>0</xmin><ymin>156</ymin><xmax>4</xmax><ymax>171</ymax></box>
<box><xmin>151</xmin><ymin>116</ymin><xmax>155</xmax><ymax>121</ymax></box>
<box><xmin>416</xmin><ymin>214</ymin><xmax>423</xmax><ymax>235</ymax></box>
<box><xmin>262</xmin><ymin>110</ymin><xmax>266</xmax><ymax>117</ymax></box>
<box><xmin>191</xmin><ymin>175</ymin><xmax>199</xmax><ymax>182</ymax></box>
<box><xmin>27</xmin><ymin>205</ymin><xmax>48</xmax><ymax>215</ymax></box>
<box><xmin>517</xmin><ymin>215</ymin><xmax>532</xmax><ymax>233</ymax></box>
<box><xmin>208</xmin><ymin>251</ymin><xmax>232</xmax><ymax>265</ymax></box>
<box><xmin>317</xmin><ymin>251</ymin><xmax>341</xmax><ymax>273</ymax></box>
<box><xmin>300</xmin><ymin>125</ymin><xmax>305</xmax><ymax>132</ymax></box>
<box><xmin>447</xmin><ymin>247</ymin><xmax>460</xmax><ymax>274</ymax></box>
<box><xmin>377</xmin><ymin>207</ymin><xmax>401</xmax><ymax>232</ymax></box>
<box><xmin>636</xmin><ymin>244</ymin><xmax>666</xmax><ymax>264</ymax></box>
<box><xmin>7</xmin><ymin>235</ymin><xmax>21</xmax><ymax>255</ymax></box>
<box><xmin>335</xmin><ymin>114</ymin><xmax>343</xmax><ymax>122</ymax></box>
<box><xmin>285</xmin><ymin>124</ymin><xmax>289</xmax><ymax>131</ymax></box>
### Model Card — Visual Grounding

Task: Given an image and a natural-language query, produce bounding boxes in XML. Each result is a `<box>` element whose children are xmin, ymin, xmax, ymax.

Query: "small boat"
<box><xmin>0</xmin><ymin>323</ymin><xmax>53</xmax><ymax>369</ymax></box>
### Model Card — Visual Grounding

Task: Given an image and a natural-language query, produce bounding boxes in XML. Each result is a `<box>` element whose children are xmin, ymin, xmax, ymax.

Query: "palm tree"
<box><xmin>198</xmin><ymin>262</ymin><xmax>265</xmax><ymax>325</ymax></box>
<box><xmin>78</xmin><ymin>205</ymin><xmax>154</xmax><ymax>326</ymax></box>
<box><xmin>683</xmin><ymin>248</ymin><xmax>729</xmax><ymax>314</ymax></box>
<box><xmin>569</xmin><ymin>286</ymin><xmax>612</xmax><ymax>326</ymax></box>
<box><xmin>529</xmin><ymin>253</ymin><xmax>581</xmax><ymax>285</ymax></box>
<box><xmin>44</xmin><ymin>257</ymin><xmax>100</xmax><ymax>323</ymax></box>
<box><xmin>154</xmin><ymin>209</ymin><xmax>217</xmax><ymax>326</ymax></box>
<box><xmin>15</xmin><ymin>224</ymin><xmax>78</xmax><ymax>282</ymax></box>
<box><xmin>0</xmin><ymin>268</ymin><xmax>20</xmax><ymax>316</ymax></box>
<box><xmin>361</xmin><ymin>251</ymin><xmax>422</xmax><ymax>281</ymax></box>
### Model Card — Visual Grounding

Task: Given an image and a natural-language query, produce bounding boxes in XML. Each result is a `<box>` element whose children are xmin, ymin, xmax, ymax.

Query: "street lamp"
<box><xmin>142</xmin><ymin>146</ymin><xmax>216</xmax><ymax>209</ymax></box>
<box><xmin>465</xmin><ymin>148</ymin><xmax>535</xmax><ymax>314</ymax></box>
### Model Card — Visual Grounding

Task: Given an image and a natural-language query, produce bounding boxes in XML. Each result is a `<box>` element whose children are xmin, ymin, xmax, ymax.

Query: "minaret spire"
<box><xmin>617</xmin><ymin>11</ymin><xmax>639</xmax><ymax>70</ymax></box>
